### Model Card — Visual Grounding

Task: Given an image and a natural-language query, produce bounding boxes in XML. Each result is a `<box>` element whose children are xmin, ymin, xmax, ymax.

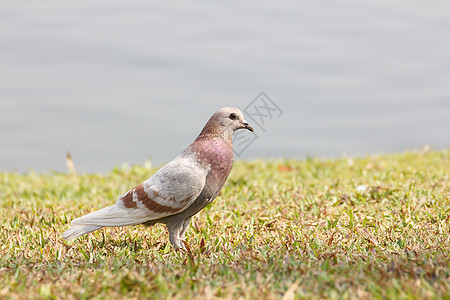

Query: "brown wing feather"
<box><xmin>120</xmin><ymin>184</ymin><xmax>183</xmax><ymax>214</ymax></box>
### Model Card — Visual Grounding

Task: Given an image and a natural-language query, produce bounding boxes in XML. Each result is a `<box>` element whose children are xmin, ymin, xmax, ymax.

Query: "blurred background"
<box><xmin>1</xmin><ymin>0</ymin><xmax>449</xmax><ymax>173</ymax></box>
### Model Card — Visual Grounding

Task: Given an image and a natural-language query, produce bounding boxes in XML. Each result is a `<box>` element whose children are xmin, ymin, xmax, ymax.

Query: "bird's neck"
<box><xmin>186</xmin><ymin>137</ymin><xmax>234</xmax><ymax>172</ymax></box>
<box><xmin>195</xmin><ymin>121</ymin><xmax>233</xmax><ymax>143</ymax></box>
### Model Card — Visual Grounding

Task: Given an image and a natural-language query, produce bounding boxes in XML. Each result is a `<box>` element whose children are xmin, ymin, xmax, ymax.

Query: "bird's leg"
<box><xmin>166</xmin><ymin>221</ymin><xmax>185</xmax><ymax>250</ymax></box>
<box><xmin>179</xmin><ymin>217</ymin><xmax>192</xmax><ymax>241</ymax></box>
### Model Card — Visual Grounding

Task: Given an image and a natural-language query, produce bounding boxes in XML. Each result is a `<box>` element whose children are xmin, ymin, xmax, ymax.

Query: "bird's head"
<box><xmin>214</xmin><ymin>107</ymin><xmax>254</xmax><ymax>133</ymax></box>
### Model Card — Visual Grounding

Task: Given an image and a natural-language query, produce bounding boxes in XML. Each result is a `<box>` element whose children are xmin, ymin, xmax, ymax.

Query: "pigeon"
<box><xmin>63</xmin><ymin>107</ymin><xmax>254</xmax><ymax>249</ymax></box>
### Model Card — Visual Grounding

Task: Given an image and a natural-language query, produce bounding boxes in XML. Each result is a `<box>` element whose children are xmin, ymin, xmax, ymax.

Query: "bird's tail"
<box><xmin>62</xmin><ymin>225</ymin><xmax>103</xmax><ymax>240</ymax></box>
<box><xmin>63</xmin><ymin>205</ymin><xmax>149</xmax><ymax>240</ymax></box>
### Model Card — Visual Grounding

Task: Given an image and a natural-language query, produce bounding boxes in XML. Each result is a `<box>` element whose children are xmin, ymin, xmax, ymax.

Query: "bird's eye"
<box><xmin>229</xmin><ymin>113</ymin><xmax>237</xmax><ymax>120</ymax></box>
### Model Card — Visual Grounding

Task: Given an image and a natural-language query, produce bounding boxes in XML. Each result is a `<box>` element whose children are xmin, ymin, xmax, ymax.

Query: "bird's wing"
<box><xmin>116</xmin><ymin>155</ymin><xmax>208</xmax><ymax>221</ymax></box>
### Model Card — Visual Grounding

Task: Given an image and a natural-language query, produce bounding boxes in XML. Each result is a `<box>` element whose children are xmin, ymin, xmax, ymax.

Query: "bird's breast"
<box><xmin>191</xmin><ymin>139</ymin><xmax>233</xmax><ymax>197</ymax></box>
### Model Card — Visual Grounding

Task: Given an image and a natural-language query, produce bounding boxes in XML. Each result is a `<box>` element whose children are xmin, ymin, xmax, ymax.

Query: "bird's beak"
<box><xmin>242</xmin><ymin>120</ymin><xmax>254</xmax><ymax>132</ymax></box>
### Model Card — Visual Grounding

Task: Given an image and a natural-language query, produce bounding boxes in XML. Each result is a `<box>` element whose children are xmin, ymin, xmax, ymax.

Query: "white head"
<box><xmin>212</xmin><ymin>107</ymin><xmax>254</xmax><ymax>133</ymax></box>
<box><xmin>196</xmin><ymin>107</ymin><xmax>254</xmax><ymax>140</ymax></box>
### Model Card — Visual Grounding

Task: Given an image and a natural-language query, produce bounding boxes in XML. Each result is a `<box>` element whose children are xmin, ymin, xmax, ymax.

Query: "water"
<box><xmin>1</xmin><ymin>1</ymin><xmax>449</xmax><ymax>173</ymax></box>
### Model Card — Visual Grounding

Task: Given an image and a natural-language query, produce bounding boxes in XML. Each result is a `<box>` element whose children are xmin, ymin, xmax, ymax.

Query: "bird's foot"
<box><xmin>171</xmin><ymin>240</ymin><xmax>186</xmax><ymax>251</ymax></box>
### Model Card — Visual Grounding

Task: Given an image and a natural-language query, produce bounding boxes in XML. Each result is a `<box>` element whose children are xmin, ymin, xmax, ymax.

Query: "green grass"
<box><xmin>0</xmin><ymin>149</ymin><xmax>449</xmax><ymax>299</ymax></box>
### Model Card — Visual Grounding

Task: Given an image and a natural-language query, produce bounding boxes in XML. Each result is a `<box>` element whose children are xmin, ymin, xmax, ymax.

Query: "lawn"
<box><xmin>0</xmin><ymin>149</ymin><xmax>449</xmax><ymax>299</ymax></box>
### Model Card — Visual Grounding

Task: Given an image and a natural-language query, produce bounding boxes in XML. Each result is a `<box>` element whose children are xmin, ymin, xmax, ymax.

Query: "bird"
<box><xmin>62</xmin><ymin>107</ymin><xmax>254</xmax><ymax>249</ymax></box>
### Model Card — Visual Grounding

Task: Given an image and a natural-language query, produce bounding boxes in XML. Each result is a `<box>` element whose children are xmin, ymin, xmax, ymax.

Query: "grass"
<box><xmin>0</xmin><ymin>149</ymin><xmax>449</xmax><ymax>299</ymax></box>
